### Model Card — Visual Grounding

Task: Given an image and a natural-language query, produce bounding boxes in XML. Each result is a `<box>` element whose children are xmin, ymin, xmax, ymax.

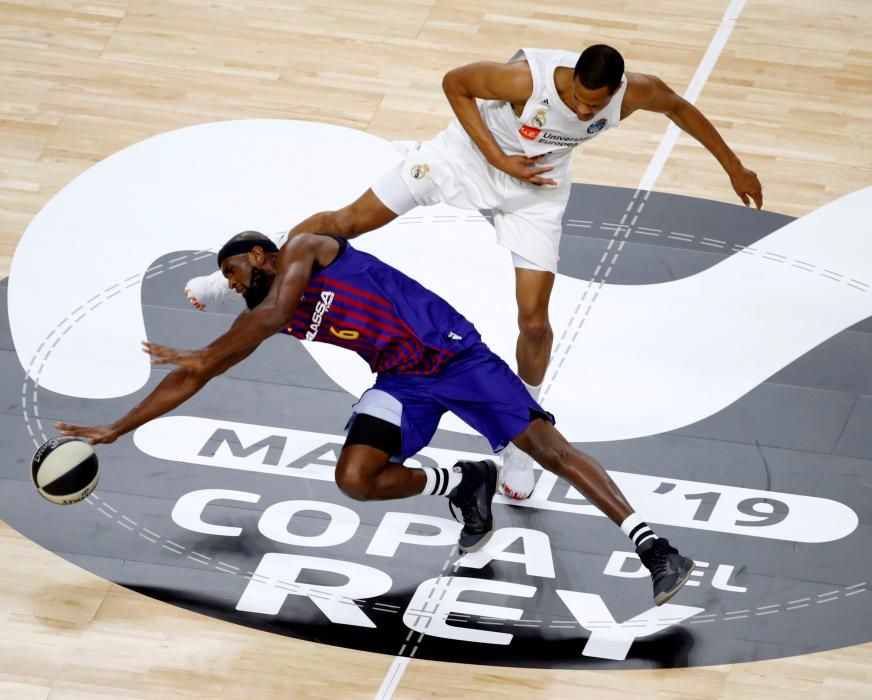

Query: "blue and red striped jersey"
<box><xmin>281</xmin><ymin>239</ymin><xmax>481</xmax><ymax>375</ymax></box>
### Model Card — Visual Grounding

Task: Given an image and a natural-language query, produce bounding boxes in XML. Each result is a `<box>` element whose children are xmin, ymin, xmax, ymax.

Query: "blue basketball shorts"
<box><xmin>346</xmin><ymin>341</ymin><xmax>554</xmax><ymax>461</ymax></box>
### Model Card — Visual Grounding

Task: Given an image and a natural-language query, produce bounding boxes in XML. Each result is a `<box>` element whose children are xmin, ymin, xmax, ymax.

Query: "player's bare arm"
<box><xmin>622</xmin><ymin>72</ymin><xmax>763</xmax><ymax>209</ymax></box>
<box><xmin>175</xmin><ymin>234</ymin><xmax>333</xmax><ymax>372</ymax></box>
<box><xmin>57</xmin><ymin>234</ymin><xmax>338</xmax><ymax>444</ymax></box>
<box><xmin>55</xmin><ymin>334</ymin><xmax>259</xmax><ymax>445</ymax></box>
<box><xmin>443</xmin><ymin>61</ymin><xmax>557</xmax><ymax>186</ymax></box>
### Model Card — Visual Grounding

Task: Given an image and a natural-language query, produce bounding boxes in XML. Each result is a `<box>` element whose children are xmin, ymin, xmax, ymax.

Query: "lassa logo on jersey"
<box><xmin>306</xmin><ymin>290</ymin><xmax>334</xmax><ymax>340</ymax></box>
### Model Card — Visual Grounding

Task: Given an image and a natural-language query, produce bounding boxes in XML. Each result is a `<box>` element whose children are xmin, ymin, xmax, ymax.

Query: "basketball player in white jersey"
<box><xmin>185</xmin><ymin>44</ymin><xmax>764</xmax><ymax>500</ymax></box>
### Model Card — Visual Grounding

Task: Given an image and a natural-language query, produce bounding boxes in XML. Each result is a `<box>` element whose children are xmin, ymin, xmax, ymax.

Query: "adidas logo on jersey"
<box><xmin>538</xmin><ymin>98</ymin><xmax>550</xmax><ymax>107</ymax></box>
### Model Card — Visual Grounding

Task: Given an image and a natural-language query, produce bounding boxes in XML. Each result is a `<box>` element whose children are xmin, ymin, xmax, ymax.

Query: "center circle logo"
<box><xmin>3</xmin><ymin>120</ymin><xmax>872</xmax><ymax>669</ymax></box>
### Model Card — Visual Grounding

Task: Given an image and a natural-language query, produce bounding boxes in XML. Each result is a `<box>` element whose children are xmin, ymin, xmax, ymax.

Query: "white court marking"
<box><xmin>637</xmin><ymin>0</ymin><xmax>748</xmax><ymax>192</ymax></box>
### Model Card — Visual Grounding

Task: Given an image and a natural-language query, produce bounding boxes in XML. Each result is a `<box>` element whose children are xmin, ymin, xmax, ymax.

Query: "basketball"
<box><xmin>31</xmin><ymin>436</ymin><xmax>100</xmax><ymax>505</ymax></box>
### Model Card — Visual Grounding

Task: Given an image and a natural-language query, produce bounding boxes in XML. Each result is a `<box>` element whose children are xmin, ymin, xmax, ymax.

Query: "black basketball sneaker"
<box><xmin>636</xmin><ymin>537</ymin><xmax>696</xmax><ymax>605</ymax></box>
<box><xmin>447</xmin><ymin>459</ymin><xmax>499</xmax><ymax>553</ymax></box>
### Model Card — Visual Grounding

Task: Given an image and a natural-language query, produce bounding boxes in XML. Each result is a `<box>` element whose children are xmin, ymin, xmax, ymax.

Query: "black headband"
<box><xmin>216</xmin><ymin>238</ymin><xmax>279</xmax><ymax>267</ymax></box>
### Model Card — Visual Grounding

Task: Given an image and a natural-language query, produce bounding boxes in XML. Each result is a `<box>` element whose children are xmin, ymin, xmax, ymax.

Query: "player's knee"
<box><xmin>517</xmin><ymin>313</ymin><xmax>551</xmax><ymax>342</ymax></box>
<box><xmin>335</xmin><ymin>464</ymin><xmax>375</xmax><ymax>501</ymax></box>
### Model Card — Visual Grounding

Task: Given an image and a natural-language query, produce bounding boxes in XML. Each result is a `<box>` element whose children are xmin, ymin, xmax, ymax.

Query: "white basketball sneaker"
<box><xmin>184</xmin><ymin>269</ymin><xmax>236</xmax><ymax>311</ymax></box>
<box><xmin>499</xmin><ymin>442</ymin><xmax>535</xmax><ymax>500</ymax></box>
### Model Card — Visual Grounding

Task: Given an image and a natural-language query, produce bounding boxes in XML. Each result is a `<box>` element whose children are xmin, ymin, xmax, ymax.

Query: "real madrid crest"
<box><xmin>410</xmin><ymin>163</ymin><xmax>430</xmax><ymax>180</ymax></box>
<box><xmin>531</xmin><ymin>109</ymin><xmax>548</xmax><ymax>128</ymax></box>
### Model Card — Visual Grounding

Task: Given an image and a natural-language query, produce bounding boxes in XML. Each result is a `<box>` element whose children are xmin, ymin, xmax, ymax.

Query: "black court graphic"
<box><xmin>2</xmin><ymin>173</ymin><xmax>871</xmax><ymax>670</ymax></box>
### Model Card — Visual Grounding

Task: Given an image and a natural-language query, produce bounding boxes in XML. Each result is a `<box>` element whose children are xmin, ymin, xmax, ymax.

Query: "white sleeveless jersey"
<box><xmin>475</xmin><ymin>48</ymin><xmax>628</xmax><ymax>163</ymax></box>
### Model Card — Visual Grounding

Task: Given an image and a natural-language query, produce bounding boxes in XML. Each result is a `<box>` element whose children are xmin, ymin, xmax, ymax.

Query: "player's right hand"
<box><xmin>55</xmin><ymin>422</ymin><xmax>121</xmax><ymax>445</ymax></box>
<box><xmin>496</xmin><ymin>154</ymin><xmax>557</xmax><ymax>186</ymax></box>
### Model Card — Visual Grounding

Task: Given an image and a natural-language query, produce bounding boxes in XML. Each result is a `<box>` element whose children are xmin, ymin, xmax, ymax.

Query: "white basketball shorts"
<box><xmin>371</xmin><ymin>121</ymin><xmax>571</xmax><ymax>273</ymax></box>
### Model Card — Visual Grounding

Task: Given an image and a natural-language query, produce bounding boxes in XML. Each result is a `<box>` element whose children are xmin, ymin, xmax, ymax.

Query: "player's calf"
<box><xmin>516</xmin><ymin>421</ymin><xmax>695</xmax><ymax>604</ymax></box>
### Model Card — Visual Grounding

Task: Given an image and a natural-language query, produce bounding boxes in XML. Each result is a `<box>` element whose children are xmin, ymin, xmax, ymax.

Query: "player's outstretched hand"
<box><xmin>55</xmin><ymin>422</ymin><xmax>120</xmax><ymax>445</ymax></box>
<box><xmin>143</xmin><ymin>341</ymin><xmax>203</xmax><ymax>371</ymax></box>
<box><xmin>730</xmin><ymin>165</ymin><xmax>763</xmax><ymax>209</ymax></box>
<box><xmin>497</xmin><ymin>154</ymin><xmax>558</xmax><ymax>186</ymax></box>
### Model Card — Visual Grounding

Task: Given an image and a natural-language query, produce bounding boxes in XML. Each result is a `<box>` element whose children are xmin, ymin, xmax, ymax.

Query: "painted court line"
<box><xmin>637</xmin><ymin>0</ymin><xmax>748</xmax><ymax>192</ymax></box>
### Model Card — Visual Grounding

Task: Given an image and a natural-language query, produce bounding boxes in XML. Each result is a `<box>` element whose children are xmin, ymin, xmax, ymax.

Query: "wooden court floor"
<box><xmin>2</xmin><ymin>0</ymin><xmax>871</xmax><ymax>697</ymax></box>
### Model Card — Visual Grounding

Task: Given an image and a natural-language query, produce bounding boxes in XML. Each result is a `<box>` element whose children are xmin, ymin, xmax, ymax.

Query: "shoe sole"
<box><xmin>458</xmin><ymin>527</ymin><xmax>496</xmax><ymax>553</ymax></box>
<box><xmin>184</xmin><ymin>290</ymin><xmax>207</xmax><ymax>311</ymax></box>
<box><xmin>498</xmin><ymin>453</ymin><xmax>535</xmax><ymax>500</ymax></box>
<box><xmin>498</xmin><ymin>481</ymin><xmax>532</xmax><ymax>500</ymax></box>
<box><xmin>653</xmin><ymin>559</ymin><xmax>695</xmax><ymax>606</ymax></box>
<box><xmin>458</xmin><ymin>461</ymin><xmax>500</xmax><ymax>554</ymax></box>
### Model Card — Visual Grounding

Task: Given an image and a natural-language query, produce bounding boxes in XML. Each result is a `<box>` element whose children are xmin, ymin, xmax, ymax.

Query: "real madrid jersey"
<box><xmin>476</xmin><ymin>48</ymin><xmax>628</xmax><ymax>162</ymax></box>
<box><xmin>281</xmin><ymin>239</ymin><xmax>481</xmax><ymax>375</ymax></box>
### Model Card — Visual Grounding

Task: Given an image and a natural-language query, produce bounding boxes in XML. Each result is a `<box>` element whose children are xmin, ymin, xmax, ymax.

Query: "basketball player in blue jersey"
<box><xmin>184</xmin><ymin>44</ymin><xmax>764</xmax><ymax>503</ymax></box>
<box><xmin>58</xmin><ymin>231</ymin><xmax>695</xmax><ymax>606</ymax></box>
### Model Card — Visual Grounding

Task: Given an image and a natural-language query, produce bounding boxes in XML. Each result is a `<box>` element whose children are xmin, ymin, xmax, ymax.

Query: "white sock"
<box><xmin>522</xmin><ymin>379</ymin><xmax>542</xmax><ymax>402</ymax></box>
<box><xmin>418</xmin><ymin>466</ymin><xmax>462</xmax><ymax>496</ymax></box>
<box><xmin>620</xmin><ymin>513</ymin><xmax>657</xmax><ymax>547</ymax></box>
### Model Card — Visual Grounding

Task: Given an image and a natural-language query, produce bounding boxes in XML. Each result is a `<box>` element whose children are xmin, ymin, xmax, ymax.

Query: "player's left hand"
<box><xmin>143</xmin><ymin>341</ymin><xmax>204</xmax><ymax>371</ymax></box>
<box><xmin>730</xmin><ymin>165</ymin><xmax>763</xmax><ymax>209</ymax></box>
<box><xmin>55</xmin><ymin>422</ymin><xmax>121</xmax><ymax>445</ymax></box>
